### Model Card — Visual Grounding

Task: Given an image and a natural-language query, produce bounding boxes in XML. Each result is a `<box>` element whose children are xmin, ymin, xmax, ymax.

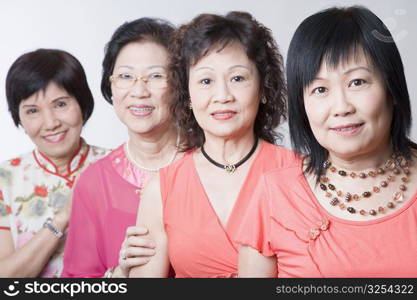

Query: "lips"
<box><xmin>42</xmin><ymin>130</ymin><xmax>67</xmax><ymax>143</ymax></box>
<box><xmin>211</xmin><ymin>110</ymin><xmax>237</xmax><ymax>120</ymax></box>
<box><xmin>128</xmin><ymin>105</ymin><xmax>155</xmax><ymax>116</ymax></box>
<box><xmin>330</xmin><ymin>123</ymin><xmax>364</xmax><ymax>136</ymax></box>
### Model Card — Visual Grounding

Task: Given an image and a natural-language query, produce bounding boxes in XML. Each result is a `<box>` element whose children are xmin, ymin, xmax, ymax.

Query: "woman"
<box><xmin>0</xmin><ymin>49</ymin><xmax>108</xmax><ymax>277</ymax></box>
<box><xmin>129</xmin><ymin>11</ymin><xmax>294</xmax><ymax>278</ymax></box>
<box><xmin>62</xmin><ymin>18</ymin><xmax>178</xmax><ymax>278</ymax></box>
<box><xmin>237</xmin><ymin>6</ymin><xmax>417</xmax><ymax>277</ymax></box>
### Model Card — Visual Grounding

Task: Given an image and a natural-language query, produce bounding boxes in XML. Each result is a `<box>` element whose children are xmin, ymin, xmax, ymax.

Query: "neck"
<box><xmin>127</xmin><ymin>125</ymin><xmax>178</xmax><ymax>168</ymax></box>
<box><xmin>52</xmin><ymin>157</ymin><xmax>71</xmax><ymax>174</ymax></box>
<box><xmin>328</xmin><ymin>143</ymin><xmax>393</xmax><ymax>172</ymax></box>
<box><xmin>45</xmin><ymin>139</ymin><xmax>81</xmax><ymax>175</ymax></box>
<box><xmin>202</xmin><ymin>130</ymin><xmax>257</xmax><ymax>165</ymax></box>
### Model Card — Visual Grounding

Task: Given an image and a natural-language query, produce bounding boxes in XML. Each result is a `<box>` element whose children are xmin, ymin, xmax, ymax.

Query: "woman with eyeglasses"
<box><xmin>62</xmin><ymin>18</ymin><xmax>178</xmax><ymax>278</ymax></box>
<box><xmin>0</xmin><ymin>49</ymin><xmax>109</xmax><ymax>277</ymax></box>
<box><xmin>129</xmin><ymin>12</ymin><xmax>295</xmax><ymax>278</ymax></box>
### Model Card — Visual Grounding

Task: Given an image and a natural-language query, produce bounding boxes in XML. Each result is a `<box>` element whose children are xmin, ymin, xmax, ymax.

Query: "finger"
<box><xmin>119</xmin><ymin>248</ymin><xmax>127</xmax><ymax>260</ymax></box>
<box><xmin>125</xmin><ymin>236</ymin><xmax>156</xmax><ymax>248</ymax></box>
<box><xmin>126</xmin><ymin>226</ymin><xmax>149</xmax><ymax>237</ymax></box>
<box><xmin>123</xmin><ymin>257</ymin><xmax>152</xmax><ymax>268</ymax></box>
<box><xmin>126</xmin><ymin>247</ymin><xmax>156</xmax><ymax>257</ymax></box>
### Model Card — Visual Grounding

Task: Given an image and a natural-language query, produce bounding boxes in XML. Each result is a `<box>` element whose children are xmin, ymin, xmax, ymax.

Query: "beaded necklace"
<box><xmin>319</xmin><ymin>154</ymin><xmax>411</xmax><ymax>216</ymax></box>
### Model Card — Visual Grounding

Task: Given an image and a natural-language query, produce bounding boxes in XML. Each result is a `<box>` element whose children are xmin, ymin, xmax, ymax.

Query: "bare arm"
<box><xmin>128</xmin><ymin>174</ymin><xmax>170</xmax><ymax>277</ymax></box>
<box><xmin>110</xmin><ymin>226</ymin><xmax>156</xmax><ymax>278</ymax></box>
<box><xmin>238</xmin><ymin>245</ymin><xmax>277</xmax><ymax>277</ymax></box>
<box><xmin>0</xmin><ymin>212</ymin><xmax>69</xmax><ymax>277</ymax></box>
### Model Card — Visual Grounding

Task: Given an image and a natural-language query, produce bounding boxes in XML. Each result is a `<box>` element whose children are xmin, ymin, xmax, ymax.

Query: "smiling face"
<box><xmin>188</xmin><ymin>42</ymin><xmax>261</xmax><ymax>141</ymax></box>
<box><xmin>303</xmin><ymin>50</ymin><xmax>393</xmax><ymax>160</ymax></box>
<box><xmin>19</xmin><ymin>82</ymin><xmax>83</xmax><ymax>160</ymax></box>
<box><xmin>110</xmin><ymin>41</ymin><xmax>171</xmax><ymax>136</ymax></box>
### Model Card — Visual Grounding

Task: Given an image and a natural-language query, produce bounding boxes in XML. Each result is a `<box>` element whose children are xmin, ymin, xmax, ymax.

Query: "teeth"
<box><xmin>214</xmin><ymin>113</ymin><xmax>233</xmax><ymax>116</ymax></box>
<box><xmin>44</xmin><ymin>132</ymin><xmax>65</xmax><ymax>142</ymax></box>
<box><xmin>336</xmin><ymin>125</ymin><xmax>360</xmax><ymax>131</ymax></box>
<box><xmin>129</xmin><ymin>107</ymin><xmax>154</xmax><ymax>112</ymax></box>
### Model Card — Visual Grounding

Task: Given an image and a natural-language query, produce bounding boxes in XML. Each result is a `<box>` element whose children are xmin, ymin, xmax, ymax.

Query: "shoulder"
<box><xmin>263</xmin><ymin>160</ymin><xmax>304</xmax><ymax>188</ymax></box>
<box><xmin>0</xmin><ymin>151</ymin><xmax>33</xmax><ymax>169</ymax></box>
<box><xmin>261</xmin><ymin>141</ymin><xmax>302</xmax><ymax>168</ymax></box>
<box><xmin>160</xmin><ymin>151</ymin><xmax>193</xmax><ymax>178</ymax></box>
<box><xmin>85</xmin><ymin>144</ymin><xmax>111</xmax><ymax>162</ymax></box>
<box><xmin>0</xmin><ymin>151</ymin><xmax>34</xmax><ymax>186</ymax></box>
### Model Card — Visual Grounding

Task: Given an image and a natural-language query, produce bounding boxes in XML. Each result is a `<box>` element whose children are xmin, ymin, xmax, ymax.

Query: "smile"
<box><xmin>211</xmin><ymin>110</ymin><xmax>236</xmax><ymax>120</ymax></box>
<box><xmin>330</xmin><ymin>123</ymin><xmax>364</xmax><ymax>136</ymax></box>
<box><xmin>43</xmin><ymin>131</ymin><xmax>67</xmax><ymax>143</ymax></box>
<box><xmin>128</xmin><ymin>106</ymin><xmax>155</xmax><ymax>116</ymax></box>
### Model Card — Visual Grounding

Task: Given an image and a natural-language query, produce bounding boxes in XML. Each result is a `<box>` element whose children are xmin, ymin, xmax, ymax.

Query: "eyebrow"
<box><xmin>194</xmin><ymin>65</ymin><xmax>250</xmax><ymax>72</ymax></box>
<box><xmin>314</xmin><ymin>66</ymin><xmax>372</xmax><ymax>81</ymax></box>
<box><xmin>343</xmin><ymin>66</ymin><xmax>371</xmax><ymax>75</ymax></box>
<box><xmin>115</xmin><ymin>65</ymin><xmax>166</xmax><ymax>71</ymax></box>
<box><xmin>229</xmin><ymin>65</ymin><xmax>250</xmax><ymax>71</ymax></box>
<box><xmin>21</xmin><ymin>96</ymin><xmax>70</xmax><ymax>108</ymax></box>
<box><xmin>51</xmin><ymin>96</ymin><xmax>71</xmax><ymax>103</ymax></box>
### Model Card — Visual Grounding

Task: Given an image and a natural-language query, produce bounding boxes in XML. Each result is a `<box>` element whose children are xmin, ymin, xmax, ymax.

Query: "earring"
<box><xmin>189</xmin><ymin>101</ymin><xmax>193</xmax><ymax>110</ymax></box>
<box><xmin>261</xmin><ymin>96</ymin><xmax>267</xmax><ymax>104</ymax></box>
<box><xmin>111</xmin><ymin>96</ymin><xmax>114</xmax><ymax>101</ymax></box>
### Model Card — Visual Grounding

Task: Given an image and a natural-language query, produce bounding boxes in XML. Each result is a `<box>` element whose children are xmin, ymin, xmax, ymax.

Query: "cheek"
<box><xmin>64</xmin><ymin>106</ymin><xmax>84</xmax><ymax>128</ymax></box>
<box><xmin>111</xmin><ymin>86</ymin><xmax>129</xmax><ymax>104</ymax></box>
<box><xmin>21</xmin><ymin>119</ymin><xmax>41</xmax><ymax>137</ymax></box>
<box><xmin>304</xmin><ymin>100</ymin><xmax>327</xmax><ymax>127</ymax></box>
<box><xmin>19</xmin><ymin>111</ymin><xmax>40</xmax><ymax>137</ymax></box>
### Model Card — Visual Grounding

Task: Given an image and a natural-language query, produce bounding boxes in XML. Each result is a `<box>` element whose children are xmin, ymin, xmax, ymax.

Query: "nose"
<box><xmin>212</xmin><ymin>78</ymin><xmax>234</xmax><ymax>103</ymax></box>
<box><xmin>332</xmin><ymin>88</ymin><xmax>355</xmax><ymax>117</ymax></box>
<box><xmin>42</xmin><ymin>109</ymin><xmax>61</xmax><ymax>131</ymax></box>
<box><xmin>130</xmin><ymin>78</ymin><xmax>151</xmax><ymax>98</ymax></box>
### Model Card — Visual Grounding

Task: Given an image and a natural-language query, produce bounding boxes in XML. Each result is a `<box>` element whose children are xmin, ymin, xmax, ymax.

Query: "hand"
<box><xmin>114</xmin><ymin>226</ymin><xmax>156</xmax><ymax>278</ymax></box>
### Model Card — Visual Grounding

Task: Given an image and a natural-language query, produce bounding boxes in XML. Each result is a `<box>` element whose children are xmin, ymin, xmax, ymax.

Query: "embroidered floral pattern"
<box><xmin>0</xmin><ymin>168</ymin><xmax>12</xmax><ymax>186</ymax></box>
<box><xmin>34</xmin><ymin>186</ymin><xmax>48</xmax><ymax>197</ymax></box>
<box><xmin>308</xmin><ymin>218</ymin><xmax>330</xmax><ymax>240</ymax></box>
<box><xmin>0</xmin><ymin>202</ymin><xmax>8</xmax><ymax>217</ymax></box>
<box><xmin>0</xmin><ymin>141</ymin><xmax>110</xmax><ymax>277</ymax></box>
<box><xmin>10</xmin><ymin>158</ymin><xmax>21</xmax><ymax>166</ymax></box>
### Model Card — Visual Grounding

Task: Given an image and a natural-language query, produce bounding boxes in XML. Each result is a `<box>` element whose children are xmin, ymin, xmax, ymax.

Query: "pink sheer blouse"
<box><xmin>62</xmin><ymin>144</ymin><xmax>152</xmax><ymax>277</ymax></box>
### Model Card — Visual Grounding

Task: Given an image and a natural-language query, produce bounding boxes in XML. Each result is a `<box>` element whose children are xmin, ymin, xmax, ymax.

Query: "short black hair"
<box><xmin>101</xmin><ymin>18</ymin><xmax>175</xmax><ymax>104</ymax></box>
<box><xmin>287</xmin><ymin>6</ymin><xmax>415</xmax><ymax>178</ymax></box>
<box><xmin>6</xmin><ymin>48</ymin><xmax>94</xmax><ymax>127</ymax></box>
<box><xmin>170</xmin><ymin>11</ymin><xmax>286</xmax><ymax>151</ymax></box>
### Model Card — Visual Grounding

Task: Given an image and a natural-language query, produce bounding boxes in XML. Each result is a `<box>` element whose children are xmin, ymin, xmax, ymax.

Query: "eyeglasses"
<box><xmin>110</xmin><ymin>72</ymin><xmax>168</xmax><ymax>89</ymax></box>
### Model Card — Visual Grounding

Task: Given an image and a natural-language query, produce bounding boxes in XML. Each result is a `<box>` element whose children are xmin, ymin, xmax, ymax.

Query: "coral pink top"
<box><xmin>62</xmin><ymin>145</ymin><xmax>152</xmax><ymax>277</ymax></box>
<box><xmin>160</xmin><ymin>141</ymin><xmax>296</xmax><ymax>277</ymax></box>
<box><xmin>235</xmin><ymin>157</ymin><xmax>417</xmax><ymax>277</ymax></box>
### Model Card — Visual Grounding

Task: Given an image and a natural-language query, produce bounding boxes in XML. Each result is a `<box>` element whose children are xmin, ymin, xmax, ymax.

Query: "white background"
<box><xmin>0</xmin><ymin>0</ymin><xmax>416</xmax><ymax>160</ymax></box>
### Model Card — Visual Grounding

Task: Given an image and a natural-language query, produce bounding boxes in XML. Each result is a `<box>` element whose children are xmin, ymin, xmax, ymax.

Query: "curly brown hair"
<box><xmin>168</xmin><ymin>11</ymin><xmax>287</xmax><ymax>151</ymax></box>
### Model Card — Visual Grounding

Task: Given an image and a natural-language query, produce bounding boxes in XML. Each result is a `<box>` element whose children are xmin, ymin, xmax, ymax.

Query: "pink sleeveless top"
<box><xmin>235</xmin><ymin>158</ymin><xmax>417</xmax><ymax>277</ymax></box>
<box><xmin>159</xmin><ymin>141</ymin><xmax>296</xmax><ymax>277</ymax></box>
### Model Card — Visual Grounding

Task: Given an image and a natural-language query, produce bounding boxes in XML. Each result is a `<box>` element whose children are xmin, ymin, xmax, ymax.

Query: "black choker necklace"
<box><xmin>201</xmin><ymin>139</ymin><xmax>259</xmax><ymax>173</ymax></box>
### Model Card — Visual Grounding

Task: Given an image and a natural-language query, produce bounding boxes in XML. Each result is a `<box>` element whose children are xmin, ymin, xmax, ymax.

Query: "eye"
<box><xmin>26</xmin><ymin>108</ymin><xmax>38</xmax><ymax>115</ymax></box>
<box><xmin>200</xmin><ymin>78</ymin><xmax>212</xmax><ymax>85</ymax></box>
<box><xmin>118</xmin><ymin>73</ymin><xmax>134</xmax><ymax>80</ymax></box>
<box><xmin>231</xmin><ymin>75</ymin><xmax>246</xmax><ymax>83</ymax></box>
<box><xmin>149</xmin><ymin>73</ymin><xmax>166</xmax><ymax>80</ymax></box>
<box><xmin>311</xmin><ymin>86</ymin><xmax>327</xmax><ymax>95</ymax></box>
<box><xmin>349</xmin><ymin>79</ymin><xmax>367</xmax><ymax>87</ymax></box>
<box><xmin>55</xmin><ymin>100</ymin><xmax>67</xmax><ymax>108</ymax></box>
